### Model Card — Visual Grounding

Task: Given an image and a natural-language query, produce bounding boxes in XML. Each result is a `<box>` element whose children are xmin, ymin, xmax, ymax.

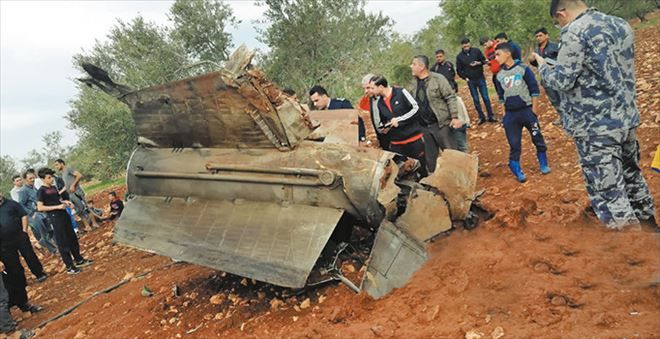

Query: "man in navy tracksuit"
<box><xmin>309</xmin><ymin>85</ymin><xmax>367</xmax><ymax>142</ymax></box>
<box><xmin>494</xmin><ymin>43</ymin><xmax>551</xmax><ymax>182</ymax></box>
<box><xmin>368</xmin><ymin>75</ymin><xmax>427</xmax><ymax>176</ymax></box>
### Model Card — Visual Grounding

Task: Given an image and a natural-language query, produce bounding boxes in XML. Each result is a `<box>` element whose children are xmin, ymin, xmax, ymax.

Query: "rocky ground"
<box><xmin>3</xmin><ymin>18</ymin><xmax>659</xmax><ymax>339</ymax></box>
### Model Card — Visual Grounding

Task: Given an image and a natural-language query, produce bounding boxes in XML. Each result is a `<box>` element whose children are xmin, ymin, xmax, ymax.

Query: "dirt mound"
<box><xmin>7</xmin><ymin>23</ymin><xmax>659</xmax><ymax>339</ymax></box>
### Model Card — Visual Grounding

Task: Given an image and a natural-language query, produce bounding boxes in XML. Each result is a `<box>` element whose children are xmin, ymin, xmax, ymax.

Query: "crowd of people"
<box><xmin>306</xmin><ymin>0</ymin><xmax>656</xmax><ymax>230</ymax></box>
<box><xmin>0</xmin><ymin>159</ymin><xmax>124</xmax><ymax>333</ymax></box>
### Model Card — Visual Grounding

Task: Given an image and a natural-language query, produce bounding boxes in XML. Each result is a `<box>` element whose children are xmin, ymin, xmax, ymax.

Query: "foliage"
<box><xmin>20</xmin><ymin>131</ymin><xmax>72</xmax><ymax>172</ymax></box>
<box><xmin>169</xmin><ymin>0</ymin><xmax>238</xmax><ymax>66</ymax></box>
<box><xmin>67</xmin><ymin>1</ymin><xmax>236</xmax><ymax>180</ymax></box>
<box><xmin>587</xmin><ymin>0</ymin><xmax>658</xmax><ymax>21</ymax></box>
<box><xmin>257</xmin><ymin>0</ymin><xmax>392</xmax><ymax>102</ymax></box>
<box><xmin>0</xmin><ymin>155</ymin><xmax>19</xmax><ymax>198</ymax></box>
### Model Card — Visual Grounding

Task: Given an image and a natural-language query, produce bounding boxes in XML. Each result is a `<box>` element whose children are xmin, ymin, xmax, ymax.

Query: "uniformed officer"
<box><xmin>533</xmin><ymin>0</ymin><xmax>657</xmax><ymax>229</ymax></box>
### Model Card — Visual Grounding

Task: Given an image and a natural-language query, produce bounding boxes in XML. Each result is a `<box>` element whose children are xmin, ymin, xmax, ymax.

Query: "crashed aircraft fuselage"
<box><xmin>80</xmin><ymin>45</ymin><xmax>480</xmax><ymax>298</ymax></box>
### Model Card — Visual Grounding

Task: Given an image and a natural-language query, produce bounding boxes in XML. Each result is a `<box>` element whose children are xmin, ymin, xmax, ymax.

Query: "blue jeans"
<box><xmin>451</xmin><ymin>126</ymin><xmax>468</xmax><ymax>153</ymax></box>
<box><xmin>28</xmin><ymin>213</ymin><xmax>58</xmax><ymax>254</ymax></box>
<box><xmin>467</xmin><ymin>78</ymin><xmax>494</xmax><ymax>120</ymax></box>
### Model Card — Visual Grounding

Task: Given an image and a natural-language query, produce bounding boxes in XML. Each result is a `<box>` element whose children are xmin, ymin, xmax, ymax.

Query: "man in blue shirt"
<box><xmin>309</xmin><ymin>85</ymin><xmax>366</xmax><ymax>142</ymax></box>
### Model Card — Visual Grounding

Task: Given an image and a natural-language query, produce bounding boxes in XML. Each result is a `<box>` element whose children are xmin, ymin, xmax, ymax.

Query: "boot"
<box><xmin>537</xmin><ymin>152</ymin><xmax>551</xmax><ymax>174</ymax></box>
<box><xmin>508</xmin><ymin>160</ymin><xmax>527</xmax><ymax>183</ymax></box>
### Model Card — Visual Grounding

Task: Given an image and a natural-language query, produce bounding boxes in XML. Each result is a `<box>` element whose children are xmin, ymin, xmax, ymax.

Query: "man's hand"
<box><xmin>450</xmin><ymin>118</ymin><xmax>464</xmax><ymax>129</ymax></box>
<box><xmin>69</xmin><ymin>185</ymin><xmax>76</xmax><ymax>193</ymax></box>
<box><xmin>389</xmin><ymin>118</ymin><xmax>399</xmax><ymax>128</ymax></box>
<box><xmin>0</xmin><ymin>262</ymin><xmax>5</xmax><ymax>272</ymax></box>
<box><xmin>532</xmin><ymin>52</ymin><xmax>545</xmax><ymax>66</ymax></box>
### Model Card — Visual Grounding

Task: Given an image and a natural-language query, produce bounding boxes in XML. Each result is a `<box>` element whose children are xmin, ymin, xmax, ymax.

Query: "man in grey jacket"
<box><xmin>410</xmin><ymin>55</ymin><xmax>463</xmax><ymax>172</ymax></box>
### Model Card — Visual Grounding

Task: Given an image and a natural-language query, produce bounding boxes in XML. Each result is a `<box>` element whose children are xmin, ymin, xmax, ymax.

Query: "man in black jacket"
<box><xmin>456</xmin><ymin>38</ymin><xmax>496</xmax><ymax>124</ymax></box>
<box><xmin>309</xmin><ymin>85</ymin><xmax>366</xmax><ymax>142</ymax></box>
<box><xmin>430</xmin><ymin>49</ymin><xmax>458</xmax><ymax>92</ymax></box>
<box><xmin>529</xmin><ymin>27</ymin><xmax>562</xmax><ymax>125</ymax></box>
<box><xmin>369</xmin><ymin>75</ymin><xmax>427</xmax><ymax>176</ymax></box>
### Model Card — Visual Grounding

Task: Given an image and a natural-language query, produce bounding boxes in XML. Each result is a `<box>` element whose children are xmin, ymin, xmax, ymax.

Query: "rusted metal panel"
<box><xmin>394</xmin><ymin>189</ymin><xmax>452</xmax><ymax>242</ymax></box>
<box><xmin>307</xmin><ymin>109</ymin><xmax>360</xmax><ymax>146</ymax></box>
<box><xmin>115</xmin><ymin>196</ymin><xmax>344</xmax><ymax>288</ymax></box>
<box><xmin>361</xmin><ymin>220</ymin><xmax>428</xmax><ymax>299</ymax></box>
<box><xmin>421</xmin><ymin>150</ymin><xmax>479</xmax><ymax>219</ymax></box>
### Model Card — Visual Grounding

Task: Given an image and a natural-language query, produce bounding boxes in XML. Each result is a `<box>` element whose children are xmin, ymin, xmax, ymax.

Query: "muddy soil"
<box><xmin>4</xmin><ymin>21</ymin><xmax>659</xmax><ymax>339</ymax></box>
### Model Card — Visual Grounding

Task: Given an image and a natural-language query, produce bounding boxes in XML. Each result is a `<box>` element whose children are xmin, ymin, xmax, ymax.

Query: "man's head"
<box><xmin>460</xmin><ymin>37</ymin><xmax>471</xmax><ymax>51</ymax></box>
<box><xmin>534</xmin><ymin>27</ymin><xmax>549</xmax><ymax>45</ymax></box>
<box><xmin>37</xmin><ymin>167</ymin><xmax>56</xmax><ymax>185</ymax></box>
<box><xmin>282</xmin><ymin>88</ymin><xmax>297</xmax><ymax>100</ymax></box>
<box><xmin>480</xmin><ymin>36</ymin><xmax>495</xmax><ymax>49</ymax></box>
<box><xmin>494</xmin><ymin>32</ymin><xmax>509</xmax><ymax>44</ymax></box>
<box><xmin>24</xmin><ymin>172</ymin><xmax>36</xmax><ymax>187</ymax></box>
<box><xmin>494</xmin><ymin>43</ymin><xmax>513</xmax><ymax>65</ymax></box>
<box><xmin>434</xmin><ymin>49</ymin><xmax>446</xmax><ymax>64</ymax></box>
<box><xmin>410</xmin><ymin>55</ymin><xmax>430</xmax><ymax>78</ymax></box>
<box><xmin>54</xmin><ymin>159</ymin><xmax>66</xmax><ymax>171</ymax></box>
<box><xmin>368</xmin><ymin>75</ymin><xmax>389</xmax><ymax>97</ymax></box>
<box><xmin>308</xmin><ymin>85</ymin><xmax>331</xmax><ymax>110</ymax></box>
<box><xmin>361</xmin><ymin>73</ymin><xmax>375</xmax><ymax>96</ymax></box>
<box><xmin>109</xmin><ymin>191</ymin><xmax>118</xmax><ymax>199</ymax></box>
<box><xmin>550</xmin><ymin>0</ymin><xmax>588</xmax><ymax>28</ymax></box>
<box><xmin>12</xmin><ymin>175</ymin><xmax>22</xmax><ymax>188</ymax></box>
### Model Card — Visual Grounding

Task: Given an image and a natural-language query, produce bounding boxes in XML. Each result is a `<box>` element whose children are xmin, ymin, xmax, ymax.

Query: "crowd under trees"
<box><xmin>1</xmin><ymin>0</ymin><xmax>657</xmax><ymax>196</ymax></box>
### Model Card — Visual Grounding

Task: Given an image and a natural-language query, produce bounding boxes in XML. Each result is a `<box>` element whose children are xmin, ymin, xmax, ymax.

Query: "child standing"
<box><xmin>494</xmin><ymin>43</ymin><xmax>551</xmax><ymax>182</ymax></box>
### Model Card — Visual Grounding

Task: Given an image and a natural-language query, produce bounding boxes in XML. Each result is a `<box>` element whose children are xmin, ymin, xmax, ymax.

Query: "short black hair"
<box><xmin>495</xmin><ymin>42</ymin><xmax>513</xmax><ymax>53</ymax></box>
<box><xmin>534</xmin><ymin>27</ymin><xmax>548</xmax><ymax>35</ymax></box>
<box><xmin>494</xmin><ymin>32</ymin><xmax>508</xmax><ymax>40</ymax></box>
<box><xmin>11</xmin><ymin>175</ymin><xmax>21</xmax><ymax>182</ymax></box>
<box><xmin>282</xmin><ymin>88</ymin><xmax>296</xmax><ymax>96</ymax></box>
<box><xmin>435</xmin><ymin>49</ymin><xmax>445</xmax><ymax>55</ymax></box>
<box><xmin>37</xmin><ymin>167</ymin><xmax>55</xmax><ymax>179</ymax></box>
<box><xmin>55</xmin><ymin>159</ymin><xmax>66</xmax><ymax>165</ymax></box>
<box><xmin>23</xmin><ymin>168</ymin><xmax>35</xmax><ymax>179</ymax></box>
<box><xmin>413</xmin><ymin>55</ymin><xmax>429</xmax><ymax>69</ymax></box>
<box><xmin>109</xmin><ymin>191</ymin><xmax>117</xmax><ymax>197</ymax></box>
<box><xmin>550</xmin><ymin>0</ymin><xmax>561</xmax><ymax>17</ymax></box>
<box><xmin>308</xmin><ymin>85</ymin><xmax>328</xmax><ymax>97</ymax></box>
<box><xmin>479</xmin><ymin>36</ymin><xmax>490</xmax><ymax>45</ymax></box>
<box><xmin>370</xmin><ymin>75</ymin><xmax>388</xmax><ymax>88</ymax></box>
<box><xmin>460</xmin><ymin>37</ymin><xmax>470</xmax><ymax>44</ymax></box>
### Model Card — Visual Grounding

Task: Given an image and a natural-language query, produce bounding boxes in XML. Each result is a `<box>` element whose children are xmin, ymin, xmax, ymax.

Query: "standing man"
<box><xmin>494</xmin><ymin>32</ymin><xmax>523</xmax><ymax>61</ymax></box>
<box><xmin>359</xmin><ymin>73</ymin><xmax>388</xmax><ymax>149</ymax></box>
<box><xmin>529</xmin><ymin>27</ymin><xmax>562</xmax><ymax>126</ymax></box>
<box><xmin>534</xmin><ymin>0</ymin><xmax>656</xmax><ymax>229</ymax></box>
<box><xmin>54</xmin><ymin>159</ymin><xmax>98</xmax><ymax>231</ymax></box>
<box><xmin>430</xmin><ymin>49</ymin><xmax>458</xmax><ymax>92</ymax></box>
<box><xmin>410</xmin><ymin>55</ymin><xmax>462</xmax><ymax>172</ymax></box>
<box><xmin>456</xmin><ymin>38</ymin><xmax>496</xmax><ymax>125</ymax></box>
<box><xmin>17</xmin><ymin>172</ymin><xmax>58</xmax><ymax>255</ymax></box>
<box><xmin>0</xmin><ymin>261</ymin><xmax>17</xmax><ymax>334</ymax></box>
<box><xmin>0</xmin><ymin>192</ymin><xmax>44</xmax><ymax>313</ymax></box>
<box><xmin>9</xmin><ymin>176</ymin><xmax>22</xmax><ymax>202</ymax></box>
<box><xmin>480</xmin><ymin>36</ymin><xmax>501</xmax><ymax>87</ymax></box>
<box><xmin>309</xmin><ymin>85</ymin><xmax>367</xmax><ymax>143</ymax></box>
<box><xmin>368</xmin><ymin>75</ymin><xmax>428</xmax><ymax>175</ymax></box>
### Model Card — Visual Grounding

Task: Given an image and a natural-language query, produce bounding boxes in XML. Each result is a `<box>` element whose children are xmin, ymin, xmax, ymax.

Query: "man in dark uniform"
<box><xmin>0</xmin><ymin>192</ymin><xmax>43</xmax><ymax>314</ymax></box>
<box><xmin>309</xmin><ymin>85</ymin><xmax>367</xmax><ymax>143</ymax></box>
<box><xmin>430</xmin><ymin>49</ymin><xmax>458</xmax><ymax>92</ymax></box>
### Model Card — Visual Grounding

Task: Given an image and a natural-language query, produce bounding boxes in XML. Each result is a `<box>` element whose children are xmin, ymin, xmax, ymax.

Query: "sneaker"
<box><xmin>487</xmin><ymin>117</ymin><xmax>498</xmax><ymax>123</ymax></box>
<box><xmin>67</xmin><ymin>267</ymin><xmax>81</xmax><ymax>275</ymax></box>
<box><xmin>477</xmin><ymin>118</ymin><xmax>487</xmax><ymax>125</ymax></box>
<box><xmin>75</xmin><ymin>259</ymin><xmax>94</xmax><ymax>267</ymax></box>
<box><xmin>36</xmin><ymin>275</ymin><xmax>47</xmax><ymax>283</ymax></box>
<box><xmin>19</xmin><ymin>303</ymin><xmax>43</xmax><ymax>313</ymax></box>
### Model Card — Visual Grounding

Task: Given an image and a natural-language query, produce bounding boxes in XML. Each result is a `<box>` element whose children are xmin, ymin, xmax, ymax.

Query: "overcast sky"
<box><xmin>0</xmin><ymin>0</ymin><xmax>441</xmax><ymax>163</ymax></box>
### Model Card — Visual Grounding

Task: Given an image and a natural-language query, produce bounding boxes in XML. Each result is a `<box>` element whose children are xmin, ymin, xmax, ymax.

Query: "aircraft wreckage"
<box><xmin>79</xmin><ymin>45</ymin><xmax>486</xmax><ymax>298</ymax></box>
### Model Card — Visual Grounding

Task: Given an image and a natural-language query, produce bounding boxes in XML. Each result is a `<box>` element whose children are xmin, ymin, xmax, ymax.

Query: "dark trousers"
<box><xmin>0</xmin><ymin>249</ymin><xmax>27</xmax><ymax>308</ymax></box>
<box><xmin>503</xmin><ymin>106</ymin><xmax>547</xmax><ymax>161</ymax></box>
<box><xmin>1</xmin><ymin>232</ymin><xmax>44</xmax><ymax>279</ymax></box>
<box><xmin>389</xmin><ymin>137</ymin><xmax>428</xmax><ymax>177</ymax></box>
<box><xmin>0</xmin><ymin>278</ymin><xmax>15</xmax><ymax>331</ymax></box>
<box><xmin>47</xmin><ymin>210</ymin><xmax>83</xmax><ymax>269</ymax></box>
<box><xmin>422</xmin><ymin>123</ymin><xmax>456</xmax><ymax>173</ymax></box>
<box><xmin>467</xmin><ymin>78</ymin><xmax>494</xmax><ymax>120</ymax></box>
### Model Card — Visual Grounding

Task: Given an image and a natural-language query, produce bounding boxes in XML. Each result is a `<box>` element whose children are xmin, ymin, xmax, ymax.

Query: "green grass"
<box><xmin>83</xmin><ymin>177</ymin><xmax>126</xmax><ymax>196</ymax></box>
<box><xmin>634</xmin><ymin>16</ymin><xmax>660</xmax><ymax>30</ymax></box>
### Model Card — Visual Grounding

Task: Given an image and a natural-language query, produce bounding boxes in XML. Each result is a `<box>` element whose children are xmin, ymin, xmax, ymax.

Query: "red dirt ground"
<box><xmin>4</xmin><ymin>21</ymin><xmax>659</xmax><ymax>339</ymax></box>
